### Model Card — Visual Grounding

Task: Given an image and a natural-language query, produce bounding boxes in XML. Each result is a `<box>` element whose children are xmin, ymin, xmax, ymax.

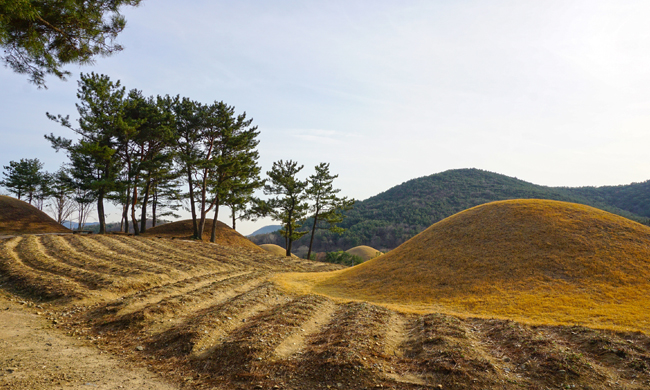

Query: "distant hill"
<box><xmin>249</xmin><ymin>168</ymin><xmax>650</xmax><ymax>251</ymax></box>
<box><xmin>248</xmin><ymin>225</ymin><xmax>282</xmax><ymax>237</ymax></box>
<box><xmin>0</xmin><ymin>195</ymin><xmax>70</xmax><ymax>235</ymax></box>
<box><xmin>62</xmin><ymin>221</ymin><xmax>99</xmax><ymax>230</ymax></box>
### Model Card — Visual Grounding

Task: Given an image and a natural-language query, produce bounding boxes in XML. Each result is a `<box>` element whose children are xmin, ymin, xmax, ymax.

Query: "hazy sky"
<box><xmin>2</xmin><ymin>1</ymin><xmax>650</xmax><ymax>235</ymax></box>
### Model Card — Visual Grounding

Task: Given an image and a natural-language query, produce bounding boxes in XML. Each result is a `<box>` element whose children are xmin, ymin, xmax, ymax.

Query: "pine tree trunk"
<box><xmin>210</xmin><ymin>196</ymin><xmax>220</xmax><ymax>243</ymax></box>
<box><xmin>140</xmin><ymin>178</ymin><xmax>152</xmax><ymax>233</ymax></box>
<box><xmin>186</xmin><ymin>168</ymin><xmax>199</xmax><ymax>238</ymax></box>
<box><xmin>152</xmin><ymin>185</ymin><xmax>157</xmax><ymax>228</ymax></box>
<box><xmin>307</xmin><ymin>214</ymin><xmax>319</xmax><ymax>261</ymax></box>
<box><xmin>131</xmin><ymin>183</ymin><xmax>139</xmax><ymax>236</ymax></box>
<box><xmin>122</xmin><ymin>186</ymin><xmax>131</xmax><ymax>233</ymax></box>
<box><xmin>97</xmin><ymin>191</ymin><xmax>106</xmax><ymax>234</ymax></box>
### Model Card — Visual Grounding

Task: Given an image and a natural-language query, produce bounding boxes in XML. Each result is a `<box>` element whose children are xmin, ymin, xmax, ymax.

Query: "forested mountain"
<box><xmin>249</xmin><ymin>168</ymin><xmax>650</xmax><ymax>252</ymax></box>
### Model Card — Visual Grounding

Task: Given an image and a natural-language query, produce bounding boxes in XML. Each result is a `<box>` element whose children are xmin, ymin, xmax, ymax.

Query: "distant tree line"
<box><xmin>250</xmin><ymin>168</ymin><xmax>650</xmax><ymax>252</ymax></box>
<box><xmin>1</xmin><ymin>73</ymin><xmax>355</xmax><ymax>255</ymax></box>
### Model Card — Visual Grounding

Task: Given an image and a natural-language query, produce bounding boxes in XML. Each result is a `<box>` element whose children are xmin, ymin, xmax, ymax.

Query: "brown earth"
<box><xmin>143</xmin><ymin>219</ymin><xmax>262</xmax><ymax>251</ymax></box>
<box><xmin>0</xmin><ymin>289</ymin><xmax>178</xmax><ymax>389</ymax></box>
<box><xmin>1</xmin><ymin>234</ymin><xmax>649</xmax><ymax>389</ymax></box>
<box><xmin>0</xmin><ymin>195</ymin><xmax>70</xmax><ymax>235</ymax></box>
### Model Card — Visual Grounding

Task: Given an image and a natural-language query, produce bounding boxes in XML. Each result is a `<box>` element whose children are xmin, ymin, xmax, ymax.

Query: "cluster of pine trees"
<box><xmin>37</xmin><ymin>72</ymin><xmax>261</xmax><ymax>240</ymax></box>
<box><xmin>2</xmin><ymin>73</ymin><xmax>355</xmax><ymax>255</ymax></box>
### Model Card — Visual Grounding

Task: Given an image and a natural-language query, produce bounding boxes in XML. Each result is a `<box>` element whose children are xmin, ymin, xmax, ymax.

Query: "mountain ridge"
<box><xmin>249</xmin><ymin>168</ymin><xmax>650</xmax><ymax>252</ymax></box>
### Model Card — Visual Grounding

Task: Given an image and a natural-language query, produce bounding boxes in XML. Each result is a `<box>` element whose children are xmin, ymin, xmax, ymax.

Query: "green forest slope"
<box><xmin>249</xmin><ymin>168</ymin><xmax>650</xmax><ymax>252</ymax></box>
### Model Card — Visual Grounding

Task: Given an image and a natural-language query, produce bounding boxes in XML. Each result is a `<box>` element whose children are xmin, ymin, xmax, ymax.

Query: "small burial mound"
<box><xmin>0</xmin><ymin>195</ymin><xmax>70</xmax><ymax>235</ymax></box>
<box><xmin>279</xmin><ymin>199</ymin><xmax>650</xmax><ymax>332</ymax></box>
<box><xmin>345</xmin><ymin>245</ymin><xmax>382</xmax><ymax>261</ymax></box>
<box><xmin>259</xmin><ymin>244</ymin><xmax>298</xmax><ymax>258</ymax></box>
<box><xmin>143</xmin><ymin>219</ymin><xmax>261</xmax><ymax>251</ymax></box>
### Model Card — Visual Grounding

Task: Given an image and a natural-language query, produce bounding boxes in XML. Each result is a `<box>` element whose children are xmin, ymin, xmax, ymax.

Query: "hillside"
<box><xmin>250</xmin><ymin>168</ymin><xmax>650</xmax><ymax>251</ymax></box>
<box><xmin>0</xmin><ymin>195</ymin><xmax>70</xmax><ymax>235</ymax></box>
<box><xmin>280</xmin><ymin>199</ymin><xmax>650</xmax><ymax>332</ymax></box>
<box><xmin>143</xmin><ymin>219</ymin><xmax>261</xmax><ymax>251</ymax></box>
<box><xmin>248</xmin><ymin>225</ymin><xmax>282</xmax><ymax>236</ymax></box>
<box><xmin>1</xmin><ymin>233</ymin><xmax>649</xmax><ymax>389</ymax></box>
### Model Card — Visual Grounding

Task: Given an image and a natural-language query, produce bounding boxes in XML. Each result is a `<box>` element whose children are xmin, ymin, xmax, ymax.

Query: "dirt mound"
<box><xmin>0</xmin><ymin>195</ymin><xmax>70</xmax><ymax>235</ymax></box>
<box><xmin>143</xmin><ymin>219</ymin><xmax>260</xmax><ymax>251</ymax></box>
<box><xmin>295</xmin><ymin>199</ymin><xmax>650</xmax><ymax>331</ymax></box>
<box><xmin>259</xmin><ymin>243</ymin><xmax>298</xmax><ymax>257</ymax></box>
<box><xmin>345</xmin><ymin>245</ymin><xmax>382</xmax><ymax>261</ymax></box>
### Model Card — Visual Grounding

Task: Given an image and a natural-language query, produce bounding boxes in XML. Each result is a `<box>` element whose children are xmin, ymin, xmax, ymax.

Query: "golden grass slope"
<box><xmin>278</xmin><ymin>199</ymin><xmax>650</xmax><ymax>332</ymax></box>
<box><xmin>0</xmin><ymin>195</ymin><xmax>70</xmax><ymax>235</ymax></box>
<box><xmin>143</xmin><ymin>219</ymin><xmax>261</xmax><ymax>251</ymax></box>
<box><xmin>260</xmin><ymin>243</ymin><xmax>298</xmax><ymax>257</ymax></box>
<box><xmin>346</xmin><ymin>245</ymin><xmax>383</xmax><ymax>261</ymax></box>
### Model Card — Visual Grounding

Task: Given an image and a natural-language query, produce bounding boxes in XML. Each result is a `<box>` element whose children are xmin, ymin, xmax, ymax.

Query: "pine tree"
<box><xmin>1</xmin><ymin>158</ymin><xmax>44</xmax><ymax>203</ymax></box>
<box><xmin>305</xmin><ymin>163</ymin><xmax>354</xmax><ymax>260</ymax></box>
<box><xmin>1</xmin><ymin>0</ymin><xmax>141</xmax><ymax>87</ymax></box>
<box><xmin>262</xmin><ymin>160</ymin><xmax>309</xmax><ymax>256</ymax></box>
<box><xmin>46</xmin><ymin>72</ymin><xmax>127</xmax><ymax>234</ymax></box>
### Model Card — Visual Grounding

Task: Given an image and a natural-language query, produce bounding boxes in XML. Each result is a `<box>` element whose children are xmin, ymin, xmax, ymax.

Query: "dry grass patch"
<box><xmin>259</xmin><ymin>243</ymin><xmax>298</xmax><ymax>257</ymax></box>
<box><xmin>278</xmin><ymin>199</ymin><xmax>650</xmax><ymax>332</ymax></box>
<box><xmin>143</xmin><ymin>219</ymin><xmax>262</xmax><ymax>251</ymax></box>
<box><xmin>346</xmin><ymin>245</ymin><xmax>383</xmax><ymax>261</ymax></box>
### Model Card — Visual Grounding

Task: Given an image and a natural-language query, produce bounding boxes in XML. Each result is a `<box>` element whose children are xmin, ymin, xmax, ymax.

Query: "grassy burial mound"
<box><xmin>283</xmin><ymin>199</ymin><xmax>650</xmax><ymax>332</ymax></box>
<box><xmin>345</xmin><ymin>245</ymin><xmax>383</xmax><ymax>261</ymax></box>
<box><xmin>143</xmin><ymin>219</ymin><xmax>261</xmax><ymax>251</ymax></box>
<box><xmin>0</xmin><ymin>195</ymin><xmax>70</xmax><ymax>235</ymax></box>
<box><xmin>259</xmin><ymin>243</ymin><xmax>298</xmax><ymax>257</ymax></box>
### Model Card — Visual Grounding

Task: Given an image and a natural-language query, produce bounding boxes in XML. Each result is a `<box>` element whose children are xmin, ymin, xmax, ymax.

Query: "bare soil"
<box><xmin>0</xmin><ymin>289</ymin><xmax>177</xmax><ymax>389</ymax></box>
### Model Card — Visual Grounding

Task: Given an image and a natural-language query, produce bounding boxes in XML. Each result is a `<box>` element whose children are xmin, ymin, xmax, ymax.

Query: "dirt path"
<box><xmin>0</xmin><ymin>292</ymin><xmax>178</xmax><ymax>390</ymax></box>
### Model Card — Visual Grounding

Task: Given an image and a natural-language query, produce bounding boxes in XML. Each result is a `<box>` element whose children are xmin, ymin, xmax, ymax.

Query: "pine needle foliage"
<box><xmin>0</xmin><ymin>0</ymin><xmax>141</xmax><ymax>87</ymax></box>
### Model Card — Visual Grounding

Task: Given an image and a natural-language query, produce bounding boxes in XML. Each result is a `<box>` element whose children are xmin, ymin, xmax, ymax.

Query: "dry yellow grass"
<box><xmin>0</xmin><ymin>195</ymin><xmax>70</xmax><ymax>235</ymax></box>
<box><xmin>276</xmin><ymin>199</ymin><xmax>650</xmax><ymax>332</ymax></box>
<box><xmin>259</xmin><ymin>243</ymin><xmax>298</xmax><ymax>257</ymax></box>
<box><xmin>346</xmin><ymin>245</ymin><xmax>383</xmax><ymax>261</ymax></box>
<box><xmin>143</xmin><ymin>219</ymin><xmax>262</xmax><ymax>251</ymax></box>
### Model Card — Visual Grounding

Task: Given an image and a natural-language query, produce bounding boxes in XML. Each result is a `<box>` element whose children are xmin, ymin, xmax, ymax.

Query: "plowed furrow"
<box><xmin>396</xmin><ymin>314</ymin><xmax>499</xmax><ymax>388</ymax></box>
<box><xmin>274</xmin><ymin>298</ymin><xmax>337</xmax><ymax>359</ymax></box>
<box><xmin>15</xmin><ymin>236</ymin><xmax>121</xmax><ymax>290</ymax></box>
<box><xmin>151</xmin><ymin>282</ymin><xmax>282</xmax><ymax>358</ymax></box>
<box><xmin>127</xmin><ymin>236</ymin><xmax>224</xmax><ymax>268</ymax></box>
<box><xmin>294</xmin><ymin>302</ymin><xmax>394</xmax><ymax>385</ymax></box>
<box><xmin>39</xmin><ymin>235</ymin><xmax>141</xmax><ymax>278</ymax></box>
<box><xmin>475</xmin><ymin>319</ymin><xmax>607</xmax><ymax>388</ymax></box>
<box><xmin>201</xmin><ymin>294</ymin><xmax>333</xmax><ymax>368</ymax></box>
<box><xmin>544</xmin><ymin>326</ymin><xmax>650</xmax><ymax>387</ymax></box>
<box><xmin>92</xmin><ymin>235</ymin><xmax>199</xmax><ymax>272</ymax></box>
<box><xmin>66</xmin><ymin>235</ymin><xmax>179</xmax><ymax>276</ymax></box>
<box><xmin>110</xmin><ymin>270</ymin><xmax>240</xmax><ymax>313</ymax></box>
<box><xmin>102</xmin><ymin>272</ymin><xmax>265</xmax><ymax>331</ymax></box>
<box><xmin>141</xmin><ymin>238</ymin><xmax>254</xmax><ymax>270</ymax></box>
<box><xmin>0</xmin><ymin>237</ymin><xmax>86</xmax><ymax>300</ymax></box>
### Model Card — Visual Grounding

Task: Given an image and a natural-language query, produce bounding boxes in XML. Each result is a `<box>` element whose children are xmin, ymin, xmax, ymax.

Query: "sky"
<box><xmin>2</xmin><ymin>0</ymin><xmax>650</xmax><ymax>235</ymax></box>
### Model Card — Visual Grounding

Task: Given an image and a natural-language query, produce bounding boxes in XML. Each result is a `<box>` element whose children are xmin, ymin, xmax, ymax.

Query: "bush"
<box><xmin>323</xmin><ymin>251</ymin><xmax>363</xmax><ymax>267</ymax></box>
